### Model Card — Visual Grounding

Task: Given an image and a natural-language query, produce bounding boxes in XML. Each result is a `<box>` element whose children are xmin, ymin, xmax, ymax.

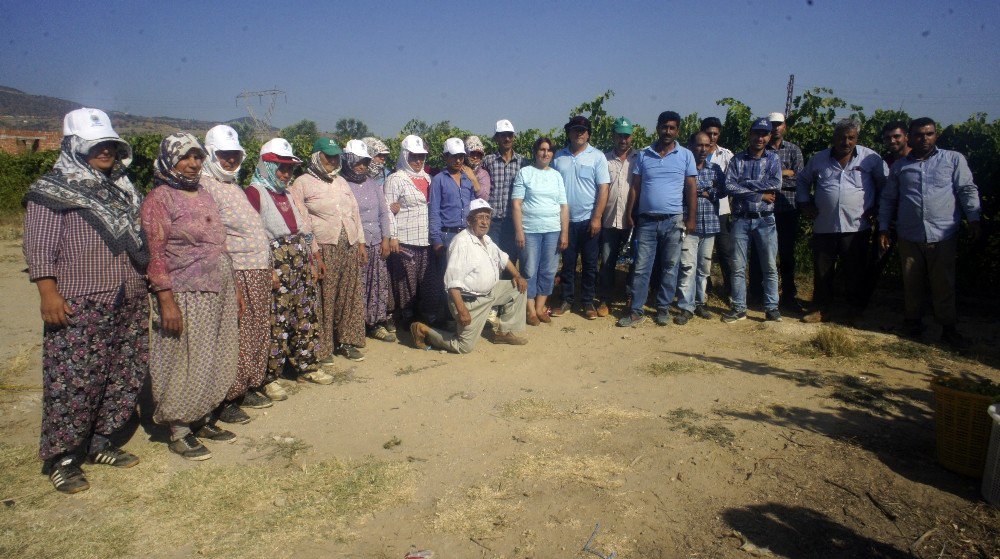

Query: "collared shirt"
<box><xmin>708</xmin><ymin>145</ymin><xmax>735</xmax><ymax>215</ymax></box>
<box><xmin>23</xmin><ymin>202</ymin><xmax>147</xmax><ymax>304</ymax></box>
<box><xmin>879</xmin><ymin>148</ymin><xmax>981</xmax><ymax>243</ymax></box>
<box><xmin>796</xmin><ymin>145</ymin><xmax>888</xmax><ymax>234</ymax></box>
<box><xmin>482</xmin><ymin>152</ymin><xmax>525</xmax><ymax>220</ymax></box>
<box><xmin>348</xmin><ymin>177</ymin><xmax>394</xmax><ymax>246</ymax></box>
<box><xmin>444</xmin><ymin>229</ymin><xmax>509</xmax><ymax>296</ymax></box>
<box><xmin>201</xmin><ymin>175</ymin><xmax>271</xmax><ymax>270</ymax></box>
<box><xmin>631</xmin><ymin>143</ymin><xmax>698</xmax><ymax>216</ymax></box>
<box><xmin>290</xmin><ymin>173</ymin><xmax>365</xmax><ymax>247</ymax></box>
<box><xmin>552</xmin><ymin>144</ymin><xmax>611</xmax><ymax>223</ymax></box>
<box><xmin>724</xmin><ymin>150</ymin><xmax>782</xmax><ymax>215</ymax></box>
<box><xmin>767</xmin><ymin>139</ymin><xmax>804</xmax><ymax>213</ymax></box>
<box><xmin>384</xmin><ymin>171</ymin><xmax>429</xmax><ymax>246</ymax></box>
<box><xmin>512</xmin><ymin>165</ymin><xmax>567</xmax><ymax>234</ymax></box>
<box><xmin>603</xmin><ymin>148</ymin><xmax>637</xmax><ymax>229</ymax></box>
<box><xmin>692</xmin><ymin>162</ymin><xmax>725</xmax><ymax>236</ymax></box>
<box><xmin>428</xmin><ymin>170</ymin><xmax>476</xmax><ymax>246</ymax></box>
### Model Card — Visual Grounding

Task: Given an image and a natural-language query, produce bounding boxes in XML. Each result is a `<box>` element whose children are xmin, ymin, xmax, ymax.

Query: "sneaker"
<box><xmin>654</xmin><ymin>309</ymin><xmax>671</xmax><ymax>326</ymax></box>
<box><xmin>319</xmin><ymin>355</ymin><xmax>337</xmax><ymax>365</ymax></box>
<box><xmin>940</xmin><ymin>327</ymin><xmax>972</xmax><ymax>352</ymax></box>
<box><xmin>584</xmin><ymin>303</ymin><xmax>599</xmax><ymax>320</ymax></box>
<box><xmin>49</xmin><ymin>456</ymin><xmax>89</xmax><ymax>494</ymax></box>
<box><xmin>550</xmin><ymin>301</ymin><xmax>572</xmax><ymax>317</ymax></box>
<box><xmin>369</xmin><ymin>325</ymin><xmax>397</xmax><ymax>343</ymax></box>
<box><xmin>410</xmin><ymin>321</ymin><xmax>431</xmax><ymax>349</ymax></box>
<box><xmin>801</xmin><ymin>310</ymin><xmax>824</xmax><ymax>323</ymax></box>
<box><xmin>298</xmin><ymin>369</ymin><xmax>334</xmax><ymax>385</ymax></box>
<box><xmin>264</xmin><ymin>381</ymin><xmax>288</xmax><ymax>402</ymax></box>
<box><xmin>596</xmin><ymin>302</ymin><xmax>610</xmax><ymax>317</ymax></box>
<box><xmin>493</xmin><ymin>331</ymin><xmax>528</xmax><ymax>345</ymax></box>
<box><xmin>765</xmin><ymin>309</ymin><xmax>782</xmax><ymax>322</ymax></box>
<box><xmin>195</xmin><ymin>423</ymin><xmax>237</xmax><ymax>442</ymax></box>
<box><xmin>169</xmin><ymin>434</ymin><xmax>212</xmax><ymax>461</ymax></box>
<box><xmin>721</xmin><ymin>311</ymin><xmax>747</xmax><ymax>323</ymax></box>
<box><xmin>87</xmin><ymin>446</ymin><xmax>139</xmax><ymax>469</ymax></box>
<box><xmin>673</xmin><ymin>310</ymin><xmax>693</xmax><ymax>325</ymax></box>
<box><xmin>694</xmin><ymin>305</ymin><xmax>712</xmax><ymax>320</ymax></box>
<box><xmin>616</xmin><ymin>312</ymin><xmax>645</xmax><ymax>328</ymax></box>
<box><xmin>337</xmin><ymin>344</ymin><xmax>365</xmax><ymax>362</ymax></box>
<box><xmin>382</xmin><ymin>320</ymin><xmax>396</xmax><ymax>333</ymax></box>
<box><xmin>240</xmin><ymin>389</ymin><xmax>273</xmax><ymax>409</ymax></box>
<box><xmin>217</xmin><ymin>402</ymin><xmax>251</xmax><ymax>425</ymax></box>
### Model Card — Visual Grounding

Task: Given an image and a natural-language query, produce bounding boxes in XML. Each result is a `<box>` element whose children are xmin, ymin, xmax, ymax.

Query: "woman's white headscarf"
<box><xmin>395</xmin><ymin>135</ymin><xmax>430</xmax><ymax>180</ymax></box>
<box><xmin>202</xmin><ymin>124</ymin><xmax>246</xmax><ymax>183</ymax></box>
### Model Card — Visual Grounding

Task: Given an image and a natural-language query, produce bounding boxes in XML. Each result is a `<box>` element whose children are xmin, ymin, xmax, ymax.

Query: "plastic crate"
<box><xmin>931</xmin><ymin>379</ymin><xmax>994</xmax><ymax>477</ymax></box>
<box><xmin>982</xmin><ymin>405</ymin><xmax>1000</xmax><ymax>506</ymax></box>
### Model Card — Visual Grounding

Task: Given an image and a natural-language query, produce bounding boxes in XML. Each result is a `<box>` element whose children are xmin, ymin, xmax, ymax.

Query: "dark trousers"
<box><xmin>750</xmin><ymin>209</ymin><xmax>799</xmax><ymax>301</ymax></box>
<box><xmin>811</xmin><ymin>230</ymin><xmax>871</xmax><ymax>310</ymax></box>
<box><xmin>709</xmin><ymin>214</ymin><xmax>735</xmax><ymax>301</ymax></box>
<box><xmin>560</xmin><ymin>220</ymin><xmax>600</xmax><ymax>305</ymax></box>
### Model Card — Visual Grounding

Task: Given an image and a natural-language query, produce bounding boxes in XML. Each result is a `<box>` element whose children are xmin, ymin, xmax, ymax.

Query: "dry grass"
<box><xmin>0</xmin><ymin>440</ymin><xmax>415</xmax><ymax>559</ymax></box>
<box><xmin>496</xmin><ymin>397</ymin><xmax>652</xmax><ymax>424</ymax></box>
<box><xmin>0</xmin><ymin>212</ymin><xmax>23</xmax><ymax>242</ymax></box>
<box><xmin>791</xmin><ymin>327</ymin><xmax>863</xmax><ymax>358</ymax></box>
<box><xmin>664</xmin><ymin>407</ymin><xmax>735</xmax><ymax>446</ymax></box>
<box><xmin>645</xmin><ymin>359</ymin><xmax>704</xmax><ymax>377</ymax></box>
<box><xmin>0</xmin><ymin>345</ymin><xmax>36</xmax><ymax>393</ymax></box>
<box><xmin>244</xmin><ymin>433</ymin><xmax>312</xmax><ymax>464</ymax></box>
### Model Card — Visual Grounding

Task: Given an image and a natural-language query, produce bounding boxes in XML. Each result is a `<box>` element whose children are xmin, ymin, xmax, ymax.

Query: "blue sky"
<box><xmin>2</xmin><ymin>0</ymin><xmax>997</xmax><ymax>136</ymax></box>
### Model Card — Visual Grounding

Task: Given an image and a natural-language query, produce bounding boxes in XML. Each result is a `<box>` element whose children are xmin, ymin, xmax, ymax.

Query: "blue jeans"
<box><xmin>522</xmin><ymin>231</ymin><xmax>561</xmax><ymax>298</ymax></box>
<box><xmin>488</xmin><ymin>217</ymin><xmax>520</xmax><ymax>267</ymax></box>
<box><xmin>677</xmin><ymin>233</ymin><xmax>716</xmax><ymax>311</ymax></box>
<box><xmin>730</xmin><ymin>215</ymin><xmax>779</xmax><ymax>313</ymax></box>
<box><xmin>629</xmin><ymin>214</ymin><xmax>684</xmax><ymax>315</ymax></box>
<box><xmin>599</xmin><ymin>227</ymin><xmax>632</xmax><ymax>301</ymax></box>
<box><xmin>560</xmin><ymin>220</ymin><xmax>600</xmax><ymax>305</ymax></box>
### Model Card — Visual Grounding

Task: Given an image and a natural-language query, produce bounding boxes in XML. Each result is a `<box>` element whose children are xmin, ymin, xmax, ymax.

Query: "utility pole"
<box><xmin>784</xmin><ymin>74</ymin><xmax>795</xmax><ymax>117</ymax></box>
<box><xmin>236</xmin><ymin>88</ymin><xmax>286</xmax><ymax>140</ymax></box>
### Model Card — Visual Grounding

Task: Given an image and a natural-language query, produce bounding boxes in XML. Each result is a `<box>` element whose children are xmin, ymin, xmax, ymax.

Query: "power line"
<box><xmin>236</xmin><ymin>88</ymin><xmax>286</xmax><ymax>139</ymax></box>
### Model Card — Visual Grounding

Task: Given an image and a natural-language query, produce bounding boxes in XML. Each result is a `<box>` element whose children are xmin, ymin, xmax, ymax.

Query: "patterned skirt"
<box><xmin>39</xmin><ymin>294</ymin><xmax>149</xmax><ymax>460</ymax></box>
<box><xmin>150</xmin><ymin>261</ymin><xmax>239</xmax><ymax>425</ymax></box>
<box><xmin>225</xmin><ymin>268</ymin><xmax>273</xmax><ymax>401</ymax></box>
<box><xmin>317</xmin><ymin>232</ymin><xmax>365</xmax><ymax>354</ymax></box>
<box><xmin>387</xmin><ymin>244</ymin><xmax>445</xmax><ymax>323</ymax></box>
<box><xmin>362</xmin><ymin>242</ymin><xmax>392</xmax><ymax>327</ymax></box>
<box><xmin>267</xmin><ymin>233</ymin><xmax>321</xmax><ymax>378</ymax></box>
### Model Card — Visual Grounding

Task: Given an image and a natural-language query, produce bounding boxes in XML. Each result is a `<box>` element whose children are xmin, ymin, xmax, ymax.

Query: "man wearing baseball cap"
<box><xmin>722</xmin><ymin>117</ymin><xmax>783</xmax><ymax>323</ymax></box>
<box><xmin>411</xmin><ymin>199</ymin><xmax>529</xmax><ymax>353</ymax></box>
<box><xmin>599</xmin><ymin>117</ymin><xmax>639</xmax><ymax>312</ymax></box>
<box><xmin>483</xmin><ymin>119</ymin><xmax>526</xmax><ymax>261</ymax></box>
<box><xmin>551</xmin><ymin>115</ymin><xmax>612</xmax><ymax>319</ymax></box>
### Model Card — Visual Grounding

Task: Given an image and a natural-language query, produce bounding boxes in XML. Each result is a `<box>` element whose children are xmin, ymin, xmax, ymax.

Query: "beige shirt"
<box><xmin>444</xmin><ymin>229</ymin><xmax>509</xmax><ymax>296</ymax></box>
<box><xmin>603</xmin><ymin>148</ymin><xmax>638</xmax><ymax>229</ymax></box>
<box><xmin>708</xmin><ymin>146</ymin><xmax>735</xmax><ymax>216</ymax></box>
<box><xmin>290</xmin><ymin>173</ymin><xmax>365</xmax><ymax>247</ymax></box>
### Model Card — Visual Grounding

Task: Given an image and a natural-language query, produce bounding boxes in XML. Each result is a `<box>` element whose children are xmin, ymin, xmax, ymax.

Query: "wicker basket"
<box><xmin>982</xmin><ymin>405</ymin><xmax>1000</xmax><ymax>506</ymax></box>
<box><xmin>931</xmin><ymin>379</ymin><xmax>995</xmax><ymax>477</ymax></box>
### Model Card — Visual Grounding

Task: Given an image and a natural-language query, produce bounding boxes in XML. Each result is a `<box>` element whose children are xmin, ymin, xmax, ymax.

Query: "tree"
<box><xmin>716</xmin><ymin>97</ymin><xmax>753</xmax><ymax>151</ymax></box>
<box><xmin>334</xmin><ymin>118</ymin><xmax>372</xmax><ymax>143</ymax></box>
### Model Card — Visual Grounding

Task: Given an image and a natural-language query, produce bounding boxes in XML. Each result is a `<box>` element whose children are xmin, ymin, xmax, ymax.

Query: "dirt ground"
<box><xmin>1</xmin><ymin>234</ymin><xmax>998</xmax><ymax>559</ymax></box>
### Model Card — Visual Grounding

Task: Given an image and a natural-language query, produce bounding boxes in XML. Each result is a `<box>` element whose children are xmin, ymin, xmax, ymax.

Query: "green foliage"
<box><xmin>124</xmin><ymin>133</ymin><xmax>163</xmax><ymax>194</ymax></box>
<box><xmin>334</xmin><ymin>118</ymin><xmax>372</xmax><ymax>144</ymax></box>
<box><xmin>786</xmin><ymin>87</ymin><xmax>864</xmax><ymax>157</ymax></box>
<box><xmin>716</xmin><ymin>97</ymin><xmax>753</xmax><ymax>151</ymax></box>
<box><xmin>0</xmin><ymin>149</ymin><xmax>58</xmax><ymax>211</ymax></box>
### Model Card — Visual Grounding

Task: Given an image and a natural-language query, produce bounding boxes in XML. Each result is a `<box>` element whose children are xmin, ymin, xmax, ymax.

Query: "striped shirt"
<box><xmin>482</xmin><ymin>152</ymin><xmax>525</xmax><ymax>220</ymax></box>
<box><xmin>23</xmin><ymin>202</ymin><xmax>147</xmax><ymax>304</ymax></box>
<box><xmin>724</xmin><ymin>150</ymin><xmax>782</xmax><ymax>216</ymax></box>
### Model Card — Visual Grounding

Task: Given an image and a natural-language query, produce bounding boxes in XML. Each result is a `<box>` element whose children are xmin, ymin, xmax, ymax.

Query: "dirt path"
<box><xmin>1</xmin><ymin>238</ymin><xmax>998</xmax><ymax>558</ymax></box>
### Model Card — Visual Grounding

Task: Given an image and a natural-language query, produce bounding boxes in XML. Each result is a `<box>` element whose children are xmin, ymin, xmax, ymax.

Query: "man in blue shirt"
<box><xmin>429</xmin><ymin>137</ymin><xmax>477</xmax><ymax>261</ymax></box>
<box><xmin>797</xmin><ymin>119</ymin><xmax>888</xmax><ymax>323</ymax></box>
<box><xmin>723</xmin><ymin>117</ymin><xmax>783</xmax><ymax>323</ymax></box>
<box><xmin>617</xmin><ymin>111</ymin><xmax>698</xmax><ymax>327</ymax></box>
<box><xmin>551</xmin><ymin>116</ymin><xmax>611</xmax><ymax>319</ymax></box>
<box><xmin>878</xmin><ymin>117</ymin><xmax>981</xmax><ymax>348</ymax></box>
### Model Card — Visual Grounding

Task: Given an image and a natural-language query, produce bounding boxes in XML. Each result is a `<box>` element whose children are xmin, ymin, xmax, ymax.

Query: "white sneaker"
<box><xmin>263</xmin><ymin>381</ymin><xmax>288</xmax><ymax>401</ymax></box>
<box><xmin>298</xmin><ymin>370</ymin><xmax>334</xmax><ymax>385</ymax></box>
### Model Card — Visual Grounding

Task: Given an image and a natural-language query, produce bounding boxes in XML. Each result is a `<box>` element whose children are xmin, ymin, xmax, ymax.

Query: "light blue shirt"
<box><xmin>796</xmin><ymin>145</ymin><xmax>888</xmax><ymax>234</ymax></box>
<box><xmin>512</xmin><ymin>165</ymin><xmax>567</xmax><ymax>234</ymax></box>
<box><xmin>552</xmin><ymin>144</ymin><xmax>611</xmax><ymax>223</ymax></box>
<box><xmin>879</xmin><ymin>148</ymin><xmax>980</xmax><ymax>243</ymax></box>
<box><xmin>632</xmin><ymin>144</ymin><xmax>698</xmax><ymax>215</ymax></box>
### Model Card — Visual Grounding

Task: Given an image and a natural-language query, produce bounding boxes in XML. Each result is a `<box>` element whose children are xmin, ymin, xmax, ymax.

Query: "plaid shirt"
<box><xmin>767</xmin><ymin>140</ymin><xmax>804</xmax><ymax>213</ymax></box>
<box><xmin>690</xmin><ymin>162</ymin><xmax>724</xmax><ymax>235</ymax></box>
<box><xmin>384</xmin><ymin>171</ymin><xmax>428</xmax><ymax>246</ymax></box>
<box><xmin>482</xmin><ymin>152</ymin><xmax>525</xmax><ymax>220</ymax></box>
<box><xmin>724</xmin><ymin>150</ymin><xmax>782</xmax><ymax>216</ymax></box>
<box><xmin>23</xmin><ymin>202</ymin><xmax>147</xmax><ymax>304</ymax></box>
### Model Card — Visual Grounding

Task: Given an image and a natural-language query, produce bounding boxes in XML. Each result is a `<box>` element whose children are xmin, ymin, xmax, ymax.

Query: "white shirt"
<box><xmin>708</xmin><ymin>146</ymin><xmax>735</xmax><ymax>215</ymax></box>
<box><xmin>444</xmin><ymin>229</ymin><xmax>509</xmax><ymax>296</ymax></box>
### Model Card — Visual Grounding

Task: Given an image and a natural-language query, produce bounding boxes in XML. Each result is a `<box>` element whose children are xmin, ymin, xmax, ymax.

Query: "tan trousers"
<box><xmin>425</xmin><ymin>281</ymin><xmax>527</xmax><ymax>354</ymax></box>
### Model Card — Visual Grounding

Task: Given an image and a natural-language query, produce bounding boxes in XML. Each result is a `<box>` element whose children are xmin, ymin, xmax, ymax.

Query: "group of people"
<box><xmin>24</xmin><ymin>106</ymin><xmax>981</xmax><ymax>494</ymax></box>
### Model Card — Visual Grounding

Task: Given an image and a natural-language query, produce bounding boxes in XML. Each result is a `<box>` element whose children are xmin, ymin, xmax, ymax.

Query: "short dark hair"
<box><xmin>881</xmin><ymin>120</ymin><xmax>909</xmax><ymax>136</ymax></box>
<box><xmin>532</xmin><ymin>136</ymin><xmax>554</xmax><ymax>154</ymax></box>
<box><xmin>909</xmin><ymin>117</ymin><xmax>936</xmax><ymax>133</ymax></box>
<box><xmin>657</xmin><ymin>111</ymin><xmax>682</xmax><ymax>127</ymax></box>
<box><xmin>700</xmin><ymin>117</ymin><xmax>723</xmax><ymax>131</ymax></box>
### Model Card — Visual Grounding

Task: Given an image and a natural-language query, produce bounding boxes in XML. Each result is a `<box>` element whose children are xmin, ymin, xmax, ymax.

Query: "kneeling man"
<box><xmin>411</xmin><ymin>199</ymin><xmax>528</xmax><ymax>353</ymax></box>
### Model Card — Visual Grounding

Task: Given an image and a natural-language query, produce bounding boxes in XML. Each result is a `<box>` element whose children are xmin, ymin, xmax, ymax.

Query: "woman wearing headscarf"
<box><xmin>245</xmin><ymin>138</ymin><xmax>332</xmax><ymax>392</ymax></box>
<box><xmin>24</xmin><ymin>108</ymin><xmax>149</xmax><ymax>493</ymax></box>
<box><xmin>362</xmin><ymin>136</ymin><xmax>392</xmax><ymax>187</ymax></box>
<box><xmin>290</xmin><ymin>138</ymin><xmax>367</xmax><ymax>362</ymax></box>
<box><xmin>384</xmin><ymin>135</ymin><xmax>445</xmax><ymax>327</ymax></box>
<box><xmin>464</xmin><ymin>135</ymin><xmax>492</xmax><ymax>201</ymax></box>
<box><xmin>200</xmin><ymin>125</ymin><xmax>274</xmax><ymax>423</ymax></box>
<box><xmin>344</xmin><ymin>140</ymin><xmax>398</xmax><ymax>343</ymax></box>
<box><xmin>141</xmin><ymin>133</ymin><xmax>239</xmax><ymax>461</ymax></box>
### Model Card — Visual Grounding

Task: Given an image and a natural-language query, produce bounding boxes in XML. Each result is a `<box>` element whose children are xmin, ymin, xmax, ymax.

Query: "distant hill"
<box><xmin>0</xmin><ymin>86</ymin><xmax>274</xmax><ymax>136</ymax></box>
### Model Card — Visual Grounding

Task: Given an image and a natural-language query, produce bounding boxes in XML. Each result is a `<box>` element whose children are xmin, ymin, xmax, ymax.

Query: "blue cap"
<box><xmin>750</xmin><ymin>117</ymin><xmax>773</xmax><ymax>133</ymax></box>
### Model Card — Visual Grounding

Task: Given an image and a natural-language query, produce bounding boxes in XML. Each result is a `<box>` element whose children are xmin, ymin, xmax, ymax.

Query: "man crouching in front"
<box><xmin>411</xmin><ymin>199</ymin><xmax>528</xmax><ymax>353</ymax></box>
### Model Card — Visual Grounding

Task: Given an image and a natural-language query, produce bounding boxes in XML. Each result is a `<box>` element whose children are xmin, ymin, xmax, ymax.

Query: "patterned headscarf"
<box><xmin>154</xmin><ymin>133</ymin><xmax>205</xmax><ymax>191</ymax></box>
<box><xmin>362</xmin><ymin>136</ymin><xmax>390</xmax><ymax>179</ymax></box>
<box><xmin>464</xmin><ymin>135</ymin><xmax>486</xmax><ymax>170</ymax></box>
<box><xmin>250</xmin><ymin>159</ymin><xmax>290</xmax><ymax>193</ymax></box>
<box><xmin>306</xmin><ymin>151</ymin><xmax>339</xmax><ymax>183</ymax></box>
<box><xmin>25</xmin><ymin>134</ymin><xmax>147</xmax><ymax>265</ymax></box>
<box><xmin>340</xmin><ymin>152</ymin><xmax>370</xmax><ymax>184</ymax></box>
